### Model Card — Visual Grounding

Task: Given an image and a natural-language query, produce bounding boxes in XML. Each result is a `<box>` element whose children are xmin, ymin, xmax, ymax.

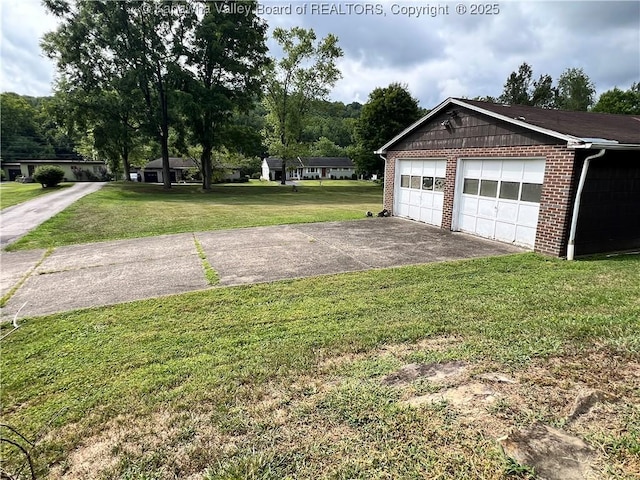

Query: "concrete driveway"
<box><xmin>0</xmin><ymin>182</ymin><xmax>106</xmax><ymax>247</ymax></box>
<box><xmin>0</xmin><ymin>218</ymin><xmax>524</xmax><ymax>319</ymax></box>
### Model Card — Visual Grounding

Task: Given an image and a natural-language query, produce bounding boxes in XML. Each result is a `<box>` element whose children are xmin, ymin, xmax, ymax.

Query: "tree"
<box><xmin>309</xmin><ymin>137</ymin><xmax>346</xmax><ymax>157</ymax></box>
<box><xmin>592</xmin><ymin>83</ymin><xmax>640</xmax><ymax>115</ymax></box>
<box><xmin>33</xmin><ymin>165</ymin><xmax>65</xmax><ymax>188</ymax></box>
<box><xmin>49</xmin><ymin>79</ymin><xmax>145</xmax><ymax>180</ymax></box>
<box><xmin>355</xmin><ymin>83</ymin><xmax>421</xmax><ymax>175</ymax></box>
<box><xmin>264</xmin><ymin>27</ymin><xmax>343</xmax><ymax>184</ymax></box>
<box><xmin>498</xmin><ymin>63</ymin><xmax>557</xmax><ymax>107</ymax></box>
<box><xmin>43</xmin><ymin>0</ymin><xmax>193</xmax><ymax>189</ymax></box>
<box><xmin>556</xmin><ymin>68</ymin><xmax>595</xmax><ymax>111</ymax></box>
<box><xmin>0</xmin><ymin>93</ymin><xmax>55</xmax><ymax>160</ymax></box>
<box><xmin>179</xmin><ymin>0</ymin><xmax>269</xmax><ymax>190</ymax></box>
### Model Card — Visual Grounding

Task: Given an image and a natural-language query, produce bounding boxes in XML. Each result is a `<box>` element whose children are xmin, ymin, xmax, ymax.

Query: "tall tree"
<box><xmin>0</xmin><ymin>93</ymin><xmax>54</xmax><ymax>160</ymax></box>
<box><xmin>264</xmin><ymin>27</ymin><xmax>343</xmax><ymax>184</ymax></box>
<box><xmin>180</xmin><ymin>0</ymin><xmax>269</xmax><ymax>190</ymax></box>
<box><xmin>498</xmin><ymin>63</ymin><xmax>557</xmax><ymax>107</ymax></box>
<box><xmin>592</xmin><ymin>83</ymin><xmax>640</xmax><ymax>115</ymax></box>
<box><xmin>556</xmin><ymin>67</ymin><xmax>596</xmax><ymax>111</ymax></box>
<box><xmin>355</xmin><ymin>82</ymin><xmax>421</xmax><ymax>175</ymax></box>
<box><xmin>43</xmin><ymin>0</ymin><xmax>192</xmax><ymax>189</ymax></box>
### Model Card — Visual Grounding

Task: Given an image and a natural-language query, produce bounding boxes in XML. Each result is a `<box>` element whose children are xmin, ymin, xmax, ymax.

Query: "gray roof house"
<box><xmin>261</xmin><ymin>156</ymin><xmax>355</xmax><ymax>181</ymax></box>
<box><xmin>376</xmin><ymin>97</ymin><xmax>640</xmax><ymax>258</ymax></box>
<box><xmin>142</xmin><ymin>157</ymin><xmax>241</xmax><ymax>183</ymax></box>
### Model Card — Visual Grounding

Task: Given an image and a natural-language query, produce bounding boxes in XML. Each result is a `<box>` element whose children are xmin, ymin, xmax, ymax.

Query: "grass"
<box><xmin>0</xmin><ymin>182</ymin><xmax>72</xmax><ymax>210</ymax></box>
<box><xmin>1</xmin><ymin>253</ymin><xmax>639</xmax><ymax>479</ymax></box>
<box><xmin>5</xmin><ymin>180</ymin><xmax>383</xmax><ymax>251</ymax></box>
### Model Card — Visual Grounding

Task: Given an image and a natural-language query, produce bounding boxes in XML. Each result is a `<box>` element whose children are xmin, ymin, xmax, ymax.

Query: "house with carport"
<box><xmin>376</xmin><ymin>98</ymin><xmax>640</xmax><ymax>258</ymax></box>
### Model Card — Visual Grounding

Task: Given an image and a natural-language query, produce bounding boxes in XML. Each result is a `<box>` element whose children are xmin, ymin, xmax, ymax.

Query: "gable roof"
<box><xmin>265</xmin><ymin>157</ymin><xmax>354</xmax><ymax>169</ymax></box>
<box><xmin>145</xmin><ymin>157</ymin><xmax>197</xmax><ymax>169</ymax></box>
<box><xmin>145</xmin><ymin>157</ymin><xmax>241</xmax><ymax>170</ymax></box>
<box><xmin>375</xmin><ymin>98</ymin><xmax>640</xmax><ymax>154</ymax></box>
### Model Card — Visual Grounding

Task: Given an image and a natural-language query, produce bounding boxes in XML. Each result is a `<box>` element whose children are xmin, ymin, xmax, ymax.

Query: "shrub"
<box><xmin>33</xmin><ymin>165</ymin><xmax>65</xmax><ymax>188</ymax></box>
<box><xmin>1</xmin><ymin>169</ymin><xmax>6</xmax><ymax>181</ymax></box>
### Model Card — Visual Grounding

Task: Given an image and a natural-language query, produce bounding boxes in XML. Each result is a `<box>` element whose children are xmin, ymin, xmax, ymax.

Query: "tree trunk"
<box><xmin>201</xmin><ymin>146</ymin><xmax>213</xmax><ymax>191</ymax></box>
<box><xmin>158</xmin><ymin>70</ymin><xmax>171</xmax><ymax>190</ymax></box>
<box><xmin>122</xmin><ymin>144</ymin><xmax>131</xmax><ymax>181</ymax></box>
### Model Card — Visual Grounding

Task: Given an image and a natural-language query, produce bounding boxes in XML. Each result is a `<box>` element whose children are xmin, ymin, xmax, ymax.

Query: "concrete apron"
<box><xmin>0</xmin><ymin>218</ymin><xmax>524</xmax><ymax>319</ymax></box>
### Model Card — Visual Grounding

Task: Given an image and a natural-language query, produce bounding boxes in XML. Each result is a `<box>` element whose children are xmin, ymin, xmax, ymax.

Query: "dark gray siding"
<box><xmin>575</xmin><ymin>150</ymin><xmax>640</xmax><ymax>255</ymax></box>
<box><xmin>392</xmin><ymin>109</ymin><xmax>564</xmax><ymax>151</ymax></box>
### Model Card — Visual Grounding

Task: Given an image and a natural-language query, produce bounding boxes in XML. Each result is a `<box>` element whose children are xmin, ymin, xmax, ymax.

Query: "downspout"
<box><xmin>379</xmin><ymin>154</ymin><xmax>388</xmax><ymax>212</ymax></box>
<box><xmin>566</xmin><ymin>149</ymin><xmax>606</xmax><ymax>260</ymax></box>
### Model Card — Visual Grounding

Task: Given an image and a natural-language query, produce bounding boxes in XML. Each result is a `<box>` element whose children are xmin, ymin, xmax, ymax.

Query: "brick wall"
<box><xmin>383</xmin><ymin>145</ymin><xmax>577</xmax><ymax>257</ymax></box>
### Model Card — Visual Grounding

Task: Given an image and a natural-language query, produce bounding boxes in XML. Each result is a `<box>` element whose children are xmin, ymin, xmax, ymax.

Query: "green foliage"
<box><xmin>309</xmin><ymin>136</ymin><xmax>346</xmax><ymax>157</ymax></box>
<box><xmin>355</xmin><ymin>82</ymin><xmax>421</xmax><ymax>175</ymax></box>
<box><xmin>498</xmin><ymin>64</ymin><xmax>596</xmax><ymax>111</ymax></box>
<box><xmin>592</xmin><ymin>82</ymin><xmax>640</xmax><ymax>114</ymax></box>
<box><xmin>32</xmin><ymin>165</ymin><xmax>65</xmax><ymax>188</ymax></box>
<box><xmin>498</xmin><ymin>63</ymin><xmax>558</xmax><ymax>107</ymax></box>
<box><xmin>556</xmin><ymin>67</ymin><xmax>596</xmax><ymax>111</ymax></box>
<box><xmin>0</xmin><ymin>93</ymin><xmax>57</xmax><ymax>161</ymax></box>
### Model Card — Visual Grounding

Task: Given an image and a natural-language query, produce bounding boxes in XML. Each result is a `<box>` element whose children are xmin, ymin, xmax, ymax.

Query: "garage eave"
<box><xmin>375</xmin><ymin>97</ymin><xmax>580</xmax><ymax>154</ymax></box>
<box><xmin>567</xmin><ymin>141</ymin><xmax>640</xmax><ymax>151</ymax></box>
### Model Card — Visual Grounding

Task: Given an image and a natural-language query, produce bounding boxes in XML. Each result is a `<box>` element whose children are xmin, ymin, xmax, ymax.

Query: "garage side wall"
<box><xmin>384</xmin><ymin>145</ymin><xmax>577</xmax><ymax>257</ymax></box>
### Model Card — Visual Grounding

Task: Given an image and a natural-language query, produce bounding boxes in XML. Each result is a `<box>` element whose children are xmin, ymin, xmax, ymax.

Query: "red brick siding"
<box><xmin>383</xmin><ymin>145</ymin><xmax>577</xmax><ymax>257</ymax></box>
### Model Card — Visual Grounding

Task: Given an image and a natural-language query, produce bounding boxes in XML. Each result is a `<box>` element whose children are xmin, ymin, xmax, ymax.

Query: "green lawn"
<box><xmin>0</xmin><ymin>182</ymin><xmax>72</xmax><ymax>210</ymax></box>
<box><xmin>5</xmin><ymin>180</ymin><xmax>383</xmax><ymax>251</ymax></box>
<box><xmin>1</xmin><ymin>254</ymin><xmax>638</xmax><ymax>479</ymax></box>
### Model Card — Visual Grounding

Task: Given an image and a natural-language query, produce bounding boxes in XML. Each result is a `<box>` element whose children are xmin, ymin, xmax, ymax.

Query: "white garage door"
<box><xmin>456</xmin><ymin>159</ymin><xmax>545</xmax><ymax>248</ymax></box>
<box><xmin>395</xmin><ymin>159</ymin><xmax>447</xmax><ymax>227</ymax></box>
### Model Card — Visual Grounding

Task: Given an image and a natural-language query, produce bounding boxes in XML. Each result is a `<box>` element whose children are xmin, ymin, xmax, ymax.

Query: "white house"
<box><xmin>261</xmin><ymin>157</ymin><xmax>355</xmax><ymax>181</ymax></box>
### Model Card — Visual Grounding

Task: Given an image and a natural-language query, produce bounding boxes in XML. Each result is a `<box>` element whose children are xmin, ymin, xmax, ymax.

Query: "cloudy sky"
<box><xmin>1</xmin><ymin>0</ymin><xmax>638</xmax><ymax>109</ymax></box>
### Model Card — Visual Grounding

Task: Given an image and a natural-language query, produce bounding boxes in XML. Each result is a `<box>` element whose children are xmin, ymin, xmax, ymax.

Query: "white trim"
<box><xmin>451</xmin><ymin>157</ymin><xmax>465</xmax><ymax>232</ymax></box>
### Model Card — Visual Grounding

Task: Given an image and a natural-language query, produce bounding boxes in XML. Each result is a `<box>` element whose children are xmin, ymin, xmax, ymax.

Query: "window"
<box><xmin>410</xmin><ymin>176</ymin><xmax>421</xmax><ymax>189</ymax></box>
<box><xmin>434</xmin><ymin>177</ymin><xmax>445</xmax><ymax>192</ymax></box>
<box><xmin>401</xmin><ymin>175</ymin><xmax>410</xmax><ymax>188</ymax></box>
<box><xmin>521</xmin><ymin>183</ymin><xmax>542</xmax><ymax>203</ymax></box>
<box><xmin>479</xmin><ymin>179</ymin><xmax>498</xmax><ymax>198</ymax></box>
<box><xmin>308</xmin><ymin>168</ymin><xmax>317</xmax><ymax>173</ymax></box>
<box><xmin>463</xmin><ymin>178</ymin><xmax>479</xmax><ymax>194</ymax></box>
<box><xmin>422</xmin><ymin>176</ymin><xmax>433</xmax><ymax>190</ymax></box>
<box><xmin>499</xmin><ymin>181</ymin><xmax>520</xmax><ymax>200</ymax></box>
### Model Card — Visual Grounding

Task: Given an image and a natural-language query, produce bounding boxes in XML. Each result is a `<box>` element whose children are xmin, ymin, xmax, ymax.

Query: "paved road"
<box><xmin>0</xmin><ymin>218</ymin><xmax>524</xmax><ymax>319</ymax></box>
<box><xmin>0</xmin><ymin>182</ymin><xmax>106</xmax><ymax>247</ymax></box>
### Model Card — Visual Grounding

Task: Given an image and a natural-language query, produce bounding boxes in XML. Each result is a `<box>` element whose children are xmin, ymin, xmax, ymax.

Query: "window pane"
<box><xmin>434</xmin><ymin>177</ymin><xmax>445</xmax><ymax>192</ymax></box>
<box><xmin>479</xmin><ymin>179</ymin><xmax>498</xmax><ymax>197</ymax></box>
<box><xmin>499</xmin><ymin>181</ymin><xmax>520</xmax><ymax>200</ymax></box>
<box><xmin>521</xmin><ymin>183</ymin><xmax>542</xmax><ymax>203</ymax></box>
<box><xmin>422</xmin><ymin>176</ymin><xmax>434</xmax><ymax>190</ymax></box>
<box><xmin>401</xmin><ymin>175</ymin><xmax>410</xmax><ymax>188</ymax></box>
<box><xmin>410</xmin><ymin>176</ymin><xmax>421</xmax><ymax>189</ymax></box>
<box><xmin>463</xmin><ymin>178</ymin><xmax>479</xmax><ymax>195</ymax></box>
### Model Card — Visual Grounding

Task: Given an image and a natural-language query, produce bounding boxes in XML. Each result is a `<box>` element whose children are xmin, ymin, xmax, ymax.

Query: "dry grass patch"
<box><xmin>39</xmin><ymin>337</ymin><xmax>639</xmax><ymax>479</ymax></box>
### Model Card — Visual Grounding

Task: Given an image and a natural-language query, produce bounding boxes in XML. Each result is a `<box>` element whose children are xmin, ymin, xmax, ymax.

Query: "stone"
<box><xmin>476</xmin><ymin>372</ymin><xmax>517</xmax><ymax>384</ymax></box>
<box><xmin>381</xmin><ymin>361</ymin><xmax>467</xmax><ymax>386</ymax></box>
<box><xmin>403</xmin><ymin>382</ymin><xmax>497</xmax><ymax>408</ymax></box>
<box><xmin>499</xmin><ymin>422</ymin><xmax>595</xmax><ymax>480</ymax></box>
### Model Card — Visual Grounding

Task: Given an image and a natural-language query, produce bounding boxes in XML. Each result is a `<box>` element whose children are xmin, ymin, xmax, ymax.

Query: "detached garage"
<box><xmin>376</xmin><ymin>98</ymin><xmax>640</xmax><ymax>257</ymax></box>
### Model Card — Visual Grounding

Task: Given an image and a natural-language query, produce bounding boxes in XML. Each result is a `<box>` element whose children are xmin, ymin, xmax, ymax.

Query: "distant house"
<box><xmin>261</xmin><ymin>157</ymin><xmax>355</xmax><ymax>181</ymax></box>
<box><xmin>376</xmin><ymin>97</ymin><xmax>640</xmax><ymax>258</ymax></box>
<box><xmin>1</xmin><ymin>159</ymin><xmax>108</xmax><ymax>182</ymax></box>
<box><xmin>141</xmin><ymin>157</ymin><xmax>241</xmax><ymax>183</ymax></box>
